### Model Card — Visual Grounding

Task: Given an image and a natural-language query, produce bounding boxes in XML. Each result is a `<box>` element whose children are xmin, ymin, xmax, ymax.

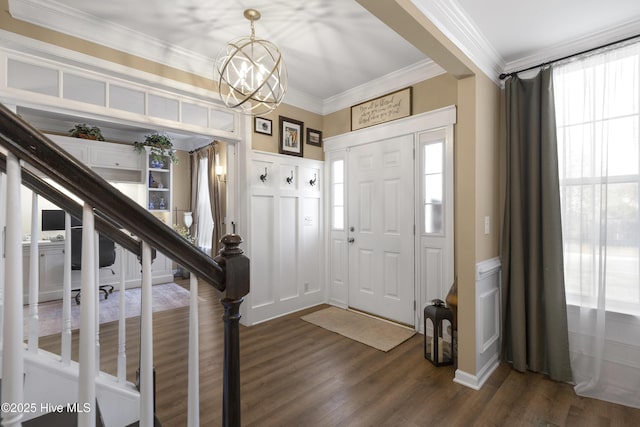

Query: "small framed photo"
<box><xmin>254</xmin><ymin>117</ymin><xmax>272</xmax><ymax>135</ymax></box>
<box><xmin>306</xmin><ymin>128</ymin><xmax>322</xmax><ymax>147</ymax></box>
<box><xmin>279</xmin><ymin>116</ymin><xmax>304</xmax><ymax>157</ymax></box>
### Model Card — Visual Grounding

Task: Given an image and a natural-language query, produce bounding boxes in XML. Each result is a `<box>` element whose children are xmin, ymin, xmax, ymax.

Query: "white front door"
<box><xmin>347</xmin><ymin>135</ymin><xmax>415</xmax><ymax>325</ymax></box>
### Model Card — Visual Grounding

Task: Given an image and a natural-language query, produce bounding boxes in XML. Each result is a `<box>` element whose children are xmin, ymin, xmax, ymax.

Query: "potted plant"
<box><xmin>133</xmin><ymin>133</ymin><xmax>178</xmax><ymax>165</ymax></box>
<box><xmin>69</xmin><ymin>124</ymin><xmax>105</xmax><ymax>141</ymax></box>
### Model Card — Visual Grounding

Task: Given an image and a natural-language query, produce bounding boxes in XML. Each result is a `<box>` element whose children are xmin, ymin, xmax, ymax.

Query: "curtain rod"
<box><xmin>499</xmin><ymin>33</ymin><xmax>640</xmax><ymax>80</ymax></box>
<box><xmin>189</xmin><ymin>141</ymin><xmax>217</xmax><ymax>154</ymax></box>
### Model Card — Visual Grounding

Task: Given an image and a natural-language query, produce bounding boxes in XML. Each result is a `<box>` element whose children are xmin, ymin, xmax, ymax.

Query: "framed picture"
<box><xmin>254</xmin><ymin>117</ymin><xmax>272</xmax><ymax>135</ymax></box>
<box><xmin>279</xmin><ymin>116</ymin><xmax>304</xmax><ymax>157</ymax></box>
<box><xmin>306</xmin><ymin>128</ymin><xmax>322</xmax><ymax>147</ymax></box>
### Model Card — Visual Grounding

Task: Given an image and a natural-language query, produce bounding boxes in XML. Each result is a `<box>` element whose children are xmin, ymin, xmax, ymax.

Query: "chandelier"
<box><xmin>214</xmin><ymin>9</ymin><xmax>287</xmax><ymax>116</ymax></box>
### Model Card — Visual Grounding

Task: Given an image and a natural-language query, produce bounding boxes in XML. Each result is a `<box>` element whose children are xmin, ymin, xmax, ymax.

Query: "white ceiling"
<box><xmin>9</xmin><ymin>0</ymin><xmax>640</xmax><ymax>107</ymax></box>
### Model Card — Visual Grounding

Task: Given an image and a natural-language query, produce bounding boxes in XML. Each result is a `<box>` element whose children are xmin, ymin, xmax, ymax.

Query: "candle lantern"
<box><xmin>424</xmin><ymin>299</ymin><xmax>454</xmax><ymax>366</ymax></box>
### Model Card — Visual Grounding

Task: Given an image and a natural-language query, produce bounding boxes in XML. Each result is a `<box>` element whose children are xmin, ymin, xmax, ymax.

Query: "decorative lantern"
<box><xmin>423</xmin><ymin>299</ymin><xmax>454</xmax><ymax>366</ymax></box>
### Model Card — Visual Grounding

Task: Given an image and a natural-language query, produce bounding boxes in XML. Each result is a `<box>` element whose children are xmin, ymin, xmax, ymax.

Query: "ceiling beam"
<box><xmin>357</xmin><ymin>0</ymin><xmax>474</xmax><ymax>79</ymax></box>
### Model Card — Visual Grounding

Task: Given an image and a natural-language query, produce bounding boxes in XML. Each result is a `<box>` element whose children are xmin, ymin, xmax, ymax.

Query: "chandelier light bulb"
<box><xmin>214</xmin><ymin>9</ymin><xmax>288</xmax><ymax>116</ymax></box>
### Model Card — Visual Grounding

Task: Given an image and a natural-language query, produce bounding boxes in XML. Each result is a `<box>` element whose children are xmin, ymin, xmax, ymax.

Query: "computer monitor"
<box><xmin>41</xmin><ymin>209</ymin><xmax>82</xmax><ymax>231</ymax></box>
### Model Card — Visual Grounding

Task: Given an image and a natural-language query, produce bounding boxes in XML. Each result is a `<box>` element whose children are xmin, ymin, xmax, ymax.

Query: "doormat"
<box><xmin>301</xmin><ymin>306</ymin><xmax>415</xmax><ymax>352</ymax></box>
<box><xmin>24</xmin><ymin>282</ymin><xmax>193</xmax><ymax>338</ymax></box>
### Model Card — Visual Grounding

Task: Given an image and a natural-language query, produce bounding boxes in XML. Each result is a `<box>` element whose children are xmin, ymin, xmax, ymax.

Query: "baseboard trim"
<box><xmin>242</xmin><ymin>301</ymin><xmax>326</xmax><ymax>326</ymax></box>
<box><xmin>453</xmin><ymin>355</ymin><xmax>500</xmax><ymax>390</ymax></box>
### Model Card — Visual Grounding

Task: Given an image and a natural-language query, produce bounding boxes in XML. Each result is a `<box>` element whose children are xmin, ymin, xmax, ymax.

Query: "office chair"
<box><xmin>71</xmin><ymin>227</ymin><xmax>116</xmax><ymax>304</ymax></box>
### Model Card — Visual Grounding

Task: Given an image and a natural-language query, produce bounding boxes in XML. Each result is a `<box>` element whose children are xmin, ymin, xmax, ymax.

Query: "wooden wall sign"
<box><xmin>351</xmin><ymin>87</ymin><xmax>412</xmax><ymax>131</ymax></box>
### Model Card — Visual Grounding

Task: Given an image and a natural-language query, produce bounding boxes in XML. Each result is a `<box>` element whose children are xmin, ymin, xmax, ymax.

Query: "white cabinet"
<box><xmin>49</xmin><ymin>134</ymin><xmax>144</xmax><ymax>183</ymax></box>
<box><xmin>23</xmin><ymin>242</ymin><xmax>66</xmax><ymax>303</ymax></box>
<box><xmin>90</xmin><ymin>144</ymin><xmax>143</xmax><ymax>170</ymax></box>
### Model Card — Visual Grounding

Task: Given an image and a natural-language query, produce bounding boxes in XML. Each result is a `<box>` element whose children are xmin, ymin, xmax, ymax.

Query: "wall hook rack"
<box><xmin>286</xmin><ymin>170</ymin><xmax>294</xmax><ymax>184</ymax></box>
<box><xmin>309</xmin><ymin>173</ymin><xmax>317</xmax><ymax>187</ymax></box>
<box><xmin>259</xmin><ymin>167</ymin><xmax>268</xmax><ymax>182</ymax></box>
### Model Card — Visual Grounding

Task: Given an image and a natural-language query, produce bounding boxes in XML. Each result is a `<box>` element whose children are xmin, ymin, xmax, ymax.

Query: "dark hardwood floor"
<box><xmin>38</xmin><ymin>280</ymin><xmax>640</xmax><ymax>426</ymax></box>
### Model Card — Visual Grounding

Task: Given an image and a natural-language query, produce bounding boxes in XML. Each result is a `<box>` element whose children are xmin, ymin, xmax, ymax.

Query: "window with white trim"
<box><xmin>331</xmin><ymin>159</ymin><xmax>345</xmax><ymax>230</ymax></box>
<box><xmin>423</xmin><ymin>140</ymin><xmax>444</xmax><ymax>234</ymax></box>
<box><xmin>554</xmin><ymin>41</ymin><xmax>640</xmax><ymax>315</ymax></box>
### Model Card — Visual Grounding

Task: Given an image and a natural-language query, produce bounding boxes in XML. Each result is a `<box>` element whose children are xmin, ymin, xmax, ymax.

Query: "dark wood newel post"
<box><xmin>215</xmin><ymin>234</ymin><xmax>250</xmax><ymax>427</ymax></box>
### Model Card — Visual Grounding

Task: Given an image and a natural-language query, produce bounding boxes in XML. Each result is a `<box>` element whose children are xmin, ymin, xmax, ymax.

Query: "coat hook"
<box><xmin>259</xmin><ymin>167</ymin><xmax>268</xmax><ymax>182</ymax></box>
<box><xmin>309</xmin><ymin>173</ymin><xmax>317</xmax><ymax>186</ymax></box>
<box><xmin>286</xmin><ymin>170</ymin><xmax>294</xmax><ymax>184</ymax></box>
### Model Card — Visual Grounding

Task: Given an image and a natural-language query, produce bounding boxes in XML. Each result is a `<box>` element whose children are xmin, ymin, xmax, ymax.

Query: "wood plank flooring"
<box><xmin>38</xmin><ymin>280</ymin><xmax>640</xmax><ymax>426</ymax></box>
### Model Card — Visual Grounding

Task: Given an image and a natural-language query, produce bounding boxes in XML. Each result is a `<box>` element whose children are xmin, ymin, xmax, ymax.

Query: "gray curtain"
<box><xmin>189</xmin><ymin>143</ymin><xmax>223</xmax><ymax>255</ymax></box>
<box><xmin>207</xmin><ymin>143</ymin><xmax>223</xmax><ymax>255</ymax></box>
<box><xmin>501</xmin><ymin>67</ymin><xmax>572</xmax><ymax>382</ymax></box>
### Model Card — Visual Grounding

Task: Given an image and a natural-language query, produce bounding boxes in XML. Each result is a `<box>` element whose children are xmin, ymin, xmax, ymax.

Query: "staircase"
<box><xmin>0</xmin><ymin>103</ymin><xmax>250</xmax><ymax>427</ymax></box>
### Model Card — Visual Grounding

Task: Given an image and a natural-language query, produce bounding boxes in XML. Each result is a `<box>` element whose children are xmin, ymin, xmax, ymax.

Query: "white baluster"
<box><xmin>1</xmin><ymin>153</ymin><xmax>24</xmax><ymax>427</ymax></box>
<box><xmin>117</xmin><ymin>245</ymin><xmax>127</xmax><ymax>385</ymax></box>
<box><xmin>28</xmin><ymin>192</ymin><xmax>40</xmax><ymax>353</ymax></box>
<box><xmin>78</xmin><ymin>204</ymin><xmax>96</xmax><ymax>427</ymax></box>
<box><xmin>140</xmin><ymin>242</ymin><xmax>154</xmax><ymax>427</ymax></box>
<box><xmin>94</xmin><ymin>231</ymin><xmax>100</xmax><ymax>375</ymax></box>
<box><xmin>61</xmin><ymin>213</ymin><xmax>72</xmax><ymax>364</ymax></box>
<box><xmin>187</xmin><ymin>273</ymin><xmax>199</xmax><ymax>427</ymax></box>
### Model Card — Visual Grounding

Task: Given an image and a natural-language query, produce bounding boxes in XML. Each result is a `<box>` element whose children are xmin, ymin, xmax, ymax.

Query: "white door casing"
<box><xmin>347</xmin><ymin>135</ymin><xmax>415</xmax><ymax>325</ymax></box>
<box><xmin>324</xmin><ymin>106</ymin><xmax>457</xmax><ymax>330</ymax></box>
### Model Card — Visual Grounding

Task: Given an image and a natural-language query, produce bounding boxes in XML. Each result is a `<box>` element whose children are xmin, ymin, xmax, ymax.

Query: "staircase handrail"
<box><xmin>0</xmin><ymin>103</ymin><xmax>225</xmax><ymax>291</ymax></box>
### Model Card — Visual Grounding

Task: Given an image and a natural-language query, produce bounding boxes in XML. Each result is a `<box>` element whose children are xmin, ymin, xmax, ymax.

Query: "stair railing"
<box><xmin>0</xmin><ymin>103</ymin><xmax>249</xmax><ymax>427</ymax></box>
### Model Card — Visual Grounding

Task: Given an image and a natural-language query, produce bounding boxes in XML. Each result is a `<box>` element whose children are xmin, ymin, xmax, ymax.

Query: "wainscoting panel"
<box><xmin>244</xmin><ymin>151</ymin><xmax>324</xmax><ymax>325</ymax></box>
<box><xmin>279</xmin><ymin>196</ymin><xmax>299</xmax><ymax>301</ymax></box>
<box><xmin>301</xmin><ymin>197</ymin><xmax>321</xmax><ymax>294</ymax></box>
<box><xmin>454</xmin><ymin>257</ymin><xmax>501</xmax><ymax>390</ymax></box>
<box><xmin>249</xmin><ymin>195</ymin><xmax>275</xmax><ymax>308</ymax></box>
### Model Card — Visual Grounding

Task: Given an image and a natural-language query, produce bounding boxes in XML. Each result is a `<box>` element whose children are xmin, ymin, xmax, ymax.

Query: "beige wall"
<box><xmin>323</xmin><ymin>73</ymin><xmax>458</xmax><ymax>139</ymax></box>
<box><xmin>454</xmin><ymin>75</ymin><xmax>478</xmax><ymax>372</ymax></box>
<box><xmin>251</xmin><ymin>103</ymin><xmax>324</xmax><ymax>161</ymax></box>
<box><xmin>475</xmin><ymin>73</ymin><xmax>501</xmax><ymax>261</ymax></box>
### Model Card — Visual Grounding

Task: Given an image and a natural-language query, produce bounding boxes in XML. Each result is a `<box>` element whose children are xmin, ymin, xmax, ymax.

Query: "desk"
<box><xmin>22</xmin><ymin>240</ymin><xmax>173</xmax><ymax>303</ymax></box>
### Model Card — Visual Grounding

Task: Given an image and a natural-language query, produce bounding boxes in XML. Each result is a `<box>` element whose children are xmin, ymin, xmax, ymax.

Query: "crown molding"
<box><xmin>322</xmin><ymin>59</ymin><xmax>445</xmax><ymax>115</ymax></box>
<box><xmin>8</xmin><ymin>0</ymin><xmax>214</xmax><ymax>78</ymax></box>
<box><xmin>504</xmin><ymin>18</ymin><xmax>640</xmax><ymax>74</ymax></box>
<box><xmin>283</xmin><ymin>88</ymin><xmax>324</xmax><ymax>116</ymax></box>
<box><xmin>410</xmin><ymin>0</ymin><xmax>505</xmax><ymax>83</ymax></box>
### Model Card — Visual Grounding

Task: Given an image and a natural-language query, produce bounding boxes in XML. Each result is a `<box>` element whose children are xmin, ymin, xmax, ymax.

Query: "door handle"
<box><xmin>347</xmin><ymin>237</ymin><xmax>355</xmax><ymax>243</ymax></box>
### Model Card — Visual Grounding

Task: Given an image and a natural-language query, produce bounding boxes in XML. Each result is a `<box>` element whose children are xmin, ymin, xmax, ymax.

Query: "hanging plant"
<box><xmin>69</xmin><ymin>123</ymin><xmax>105</xmax><ymax>141</ymax></box>
<box><xmin>133</xmin><ymin>133</ymin><xmax>178</xmax><ymax>165</ymax></box>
